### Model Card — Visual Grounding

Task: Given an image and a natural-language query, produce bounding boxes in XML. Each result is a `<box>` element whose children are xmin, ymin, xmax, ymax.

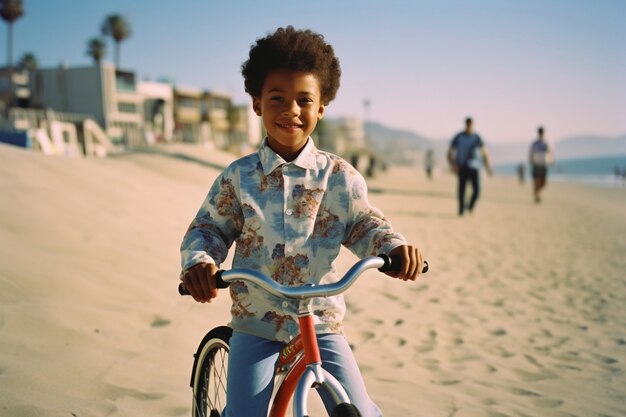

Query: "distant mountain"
<box><xmin>365</xmin><ymin>121</ymin><xmax>432</xmax><ymax>150</ymax></box>
<box><xmin>554</xmin><ymin>134</ymin><xmax>626</xmax><ymax>160</ymax></box>
<box><xmin>363</xmin><ymin>121</ymin><xmax>432</xmax><ymax>164</ymax></box>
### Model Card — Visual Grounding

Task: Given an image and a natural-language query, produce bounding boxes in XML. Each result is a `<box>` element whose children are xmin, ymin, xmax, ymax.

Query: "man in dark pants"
<box><xmin>447</xmin><ymin>117</ymin><xmax>493</xmax><ymax>216</ymax></box>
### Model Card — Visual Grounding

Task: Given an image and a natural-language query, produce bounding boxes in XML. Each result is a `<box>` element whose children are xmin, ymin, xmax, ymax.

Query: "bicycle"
<box><xmin>179</xmin><ymin>254</ymin><xmax>428</xmax><ymax>417</ymax></box>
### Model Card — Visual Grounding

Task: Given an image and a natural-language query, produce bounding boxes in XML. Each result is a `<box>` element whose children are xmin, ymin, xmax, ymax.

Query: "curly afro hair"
<box><xmin>241</xmin><ymin>26</ymin><xmax>341</xmax><ymax>106</ymax></box>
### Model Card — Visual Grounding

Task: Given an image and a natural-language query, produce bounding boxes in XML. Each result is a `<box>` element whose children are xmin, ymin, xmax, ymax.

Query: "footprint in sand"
<box><xmin>554</xmin><ymin>350</ymin><xmax>584</xmax><ymax>363</ymax></box>
<box><xmin>411</xmin><ymin>283</ymin><xmax>429</xmax><ymax>293</ymax></box>
<box><xmin>417</xmin><ymin>358</ymin><xmax>440</xmax><ymax>371</ymax></box>
<box><xmin>359</xmin><ymin>330</ymin><xmax>376</xmax><ymax>343</ymax></box>
<box><xmin>513</xmin><ymin>368</ymin><xmax>556</xmax><ymax>382</ymax></box>
<box><xmin>486</xmin><ymin>346</ymin><xmax>515</xmax><ymax>358</ymax></box>
<box><xmin>382</xmin><ymin>292</ymin><xmax>411</xmax><ymax>309</ymax></box>
<box><xmin>489</xmin><ymin>328</ymin><xmax>507</xmax><ymax>337</ymax></box>
<box><xmin>450</xmin><ymin>356</ymin><xmax>497</xmax><ymax>375</ymax></box>
<box><xmin>592</xmin><ymin>353</ymin><xmax>619</xmax><ymax>365</ymax></box>
<box><xmin>533</xmin><ymin>398</ymin><xmax>564</xmax><ymax>408</ymax></box>
<box><xmin>523</xmin><ymin>354</ymin><xmax>543</xmax><ymax>368</ymax></box>
<box><xmin>555</xmin><ymin>363</ymin><xmax>583</xmax><ymax>372</ymax></box>
<box><xmin>431</xmin><ymin>378</ymin><xmax>461</xmax><ymax>386</ymax></box>
<box><xmin>490</xmin><ymin>298</ymin><xmax>506</xmax><ymax>307</ymax></box>
<box><xmin>367</xmin><ymin>317</ymin><xmax>384</xmax><ymax>326</ymax></box>
<box><xmin>151</xmin><ymin>315</ymin><xmax>171</xmax><ymax>327</ymax></box>
<box><xmin>394</xmin><ymin>337</ymin><xmax>407</xmax><ymax>347</ymax></box>
<box><xmin>454</xmin><ymin>286</ymin><xmax>469</xmax><ymax>298</ymax></box>
<box><xmin>504</xmin><ymin>386</ymin><xmax>541</xmax><ymax>397</ymax></box>
<box><xmin>346</xmin><ymin>302</ymin><xmax>363</xmax><ymax>314</ymax></box>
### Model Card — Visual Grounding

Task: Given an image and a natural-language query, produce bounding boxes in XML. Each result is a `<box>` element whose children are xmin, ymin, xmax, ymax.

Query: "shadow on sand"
<box><xmin>115</xmin><ymin>146</ymin><xmax>229</xmax><ymax>172</ymax></box>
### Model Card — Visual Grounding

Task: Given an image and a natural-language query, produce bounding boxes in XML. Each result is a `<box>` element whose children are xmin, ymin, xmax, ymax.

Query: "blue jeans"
<box><xmin>223</xmin><ymin>331</ymin><xmax>382</xmax><ymax>417</ymax></box>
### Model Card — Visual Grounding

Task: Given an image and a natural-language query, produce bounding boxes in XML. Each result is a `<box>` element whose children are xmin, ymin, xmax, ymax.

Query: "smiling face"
<box><xmin>252</xmin><ymin>69</ymin><xmax>325</xmax><ymax>161</ymax></box>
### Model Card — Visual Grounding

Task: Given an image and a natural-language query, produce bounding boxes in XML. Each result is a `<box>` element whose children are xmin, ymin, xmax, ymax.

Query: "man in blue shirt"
<box><xmin>447</xmin><ymin>117</ymin><xmax>493</xmax><ymax>216</ymax></box>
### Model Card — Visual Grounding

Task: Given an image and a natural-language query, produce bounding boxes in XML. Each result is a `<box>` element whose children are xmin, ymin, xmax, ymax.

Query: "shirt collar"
<box><xmin>258</xmin><ymin>137</ymin><xmax>319</xmax><ymax>175</ymax></box>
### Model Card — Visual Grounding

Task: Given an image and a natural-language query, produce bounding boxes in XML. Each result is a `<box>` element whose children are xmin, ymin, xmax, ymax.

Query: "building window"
<box><xmin>118</xmin><ymin>102</ymin><xmax>137</xmax><ymax>113</ymax></box>
<box><xmin>115</xmin><ymin>70</ymin><xmax>136</xmax><ymax>92</ymax></box>
<box><xmin>212</xmin><ymin>97</ymin><xmax>229</xmax><ymax>110</ymax></box>
<box><xmin>178</xmin><ymin>97</ymin><xmax>198</xmax><ymax>109</ymax></box>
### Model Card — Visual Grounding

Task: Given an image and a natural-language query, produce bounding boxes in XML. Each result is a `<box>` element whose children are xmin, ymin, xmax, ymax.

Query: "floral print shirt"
<box><xmin>180</xmin><ymin>138</ymin><xmax>406</xmax><ymax>342</ymax></box>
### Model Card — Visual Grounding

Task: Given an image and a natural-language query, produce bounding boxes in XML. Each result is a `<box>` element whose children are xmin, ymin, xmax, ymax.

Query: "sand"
<box><xmin>1</xmin><ymin>142</ymin><xmax>625</xmax><ymax>417</ymax></box>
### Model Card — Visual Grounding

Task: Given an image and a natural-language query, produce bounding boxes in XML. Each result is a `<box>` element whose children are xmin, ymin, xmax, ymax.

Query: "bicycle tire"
<box><xmin>191</xmin><ymin>326</ymin><xmax>232</xmax><ymax>417</ymax></box>
<box><xmin>330</xmin><ymin>403</ymin><xmax>362</xmax><ymax>417</ymax></box>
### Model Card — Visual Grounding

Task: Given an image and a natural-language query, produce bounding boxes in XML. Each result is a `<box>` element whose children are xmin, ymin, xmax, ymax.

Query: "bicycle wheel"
<box><xmin>190</xmin><ymin>326</ymin><xmax>232</xmax><ymax>417</ymax></box>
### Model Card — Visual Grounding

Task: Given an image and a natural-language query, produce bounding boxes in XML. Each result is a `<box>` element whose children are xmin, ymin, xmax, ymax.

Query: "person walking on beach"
<box><xmin>179</xmin><ymin>26</ymin><xmax>424</xmax><ymax>417</ymax></box>
<box><xmin>447</xmin><ymin>117</ymin><xmax>493</xmax><ymax>216</ymax></box>
<box><xmin>517</xmin><ymin>162</ymin><xmax>526</xmax><ymax>184</ymax></box>
<box><xmin>424</xmin><ymin>148</ymin><xmax>435</xmax><ymax>180</ymax></box>
<box><xmin>529</xmin><ymin>126</ymin><xmax>554</xmax><ymax>203</ymax></box>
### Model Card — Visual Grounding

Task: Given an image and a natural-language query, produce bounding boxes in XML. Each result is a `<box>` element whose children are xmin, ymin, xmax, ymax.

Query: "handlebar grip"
<box><xmin>215</xmin><ymin>270</ymin><xmax>230</xmax><ymax>288</ymax></box>
<box><xmin>178</xmin><ymin>270</ymin><xmax>230</xmax><ymax>296</ymax></box>
<box><xmin>378</xmin><ymin>254</ymin><xmax>429</xmax><ymax>274</ymax></box>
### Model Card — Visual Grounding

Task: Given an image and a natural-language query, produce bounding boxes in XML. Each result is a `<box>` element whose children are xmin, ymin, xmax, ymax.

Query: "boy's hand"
<box><xmin>386</xmin><ymin>245</ymin><xmax>423</xmax><ymax>281</ymax></box>
<box><xmin>181</xmin><ymin>262</ymin><xmax>220</xmax><ymax>303</ymax></box>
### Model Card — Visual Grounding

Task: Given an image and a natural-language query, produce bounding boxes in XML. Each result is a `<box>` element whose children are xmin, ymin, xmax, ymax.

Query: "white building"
<box><xmin>31</xmin><ymin>63</ymin><xmax>143</xmax><ymax>146</ymax></box>
<box><xmin>3</xmin><ymin>61</ymin><xmax>260</xmax><ymax>153</ymax></box>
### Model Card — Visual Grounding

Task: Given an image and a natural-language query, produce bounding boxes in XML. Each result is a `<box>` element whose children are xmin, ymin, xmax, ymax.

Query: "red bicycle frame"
<box><xmin>269</xmin><ymin>313</ymin><xmax>323</xmax><ymax>416</ymax></box>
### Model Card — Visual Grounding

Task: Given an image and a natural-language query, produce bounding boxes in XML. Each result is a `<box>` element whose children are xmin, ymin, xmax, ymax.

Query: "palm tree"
<box><xmin>86</xmin><ymin>37</ymin><xmax>107</xmax><ymax>65</ymax></box>
<box><xmin>1</xmin><ymin>0</ymin><xmax>23</xmax><ymax>108</ymax></box>
<box><xmin>17</xmin><ymin>51</ymin><xmax>37</xmax><ymax>71</ymax></box>
<box><xmin>0</xmin><ymin>0</ymin><xmax>24</xmax><ymax>69</ymax></box>
<box><xmin>100</xmin><ymin>14</ymin><xmax>131</xmax><ymax>68</ymax></box>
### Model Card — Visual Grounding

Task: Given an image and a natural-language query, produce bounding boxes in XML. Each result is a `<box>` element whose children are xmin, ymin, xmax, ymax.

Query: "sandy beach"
<box><xmin>1</xmin><ymin>142</ymin><xmax>625</xmax><ymax>417</ymax></box>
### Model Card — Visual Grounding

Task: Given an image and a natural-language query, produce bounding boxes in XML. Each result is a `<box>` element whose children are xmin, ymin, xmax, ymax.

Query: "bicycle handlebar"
<box><xmin>179</xmin><ymin>255</ymin><xmax>428</xmax><ymax>299</ymax></box>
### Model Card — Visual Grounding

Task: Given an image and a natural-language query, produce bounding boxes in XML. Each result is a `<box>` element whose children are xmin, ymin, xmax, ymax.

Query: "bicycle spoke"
<box><xmin>206</xmin><ymin>347</ymin><xmax>228</xmax><ymax>414</ymax></box>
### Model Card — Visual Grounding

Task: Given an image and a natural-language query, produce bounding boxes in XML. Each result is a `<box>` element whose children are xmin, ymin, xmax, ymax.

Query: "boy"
<box><xmin>180</xmin><ymin>26</ymin><xmax>423</xmax><ymax>417</ymax></box>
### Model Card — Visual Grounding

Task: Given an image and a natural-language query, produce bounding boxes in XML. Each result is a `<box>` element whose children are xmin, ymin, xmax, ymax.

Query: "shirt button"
<box><xmin>286</xmin><ymin>209</ymin><xmax>293</xmax><ymax>216</ymax></box>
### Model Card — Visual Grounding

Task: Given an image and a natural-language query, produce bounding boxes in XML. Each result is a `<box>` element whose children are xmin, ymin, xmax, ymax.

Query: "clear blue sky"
<box><xmin>5</xmin><ymin>0</ymin><xmax>626</xmax><ymax>143</ymax></box>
